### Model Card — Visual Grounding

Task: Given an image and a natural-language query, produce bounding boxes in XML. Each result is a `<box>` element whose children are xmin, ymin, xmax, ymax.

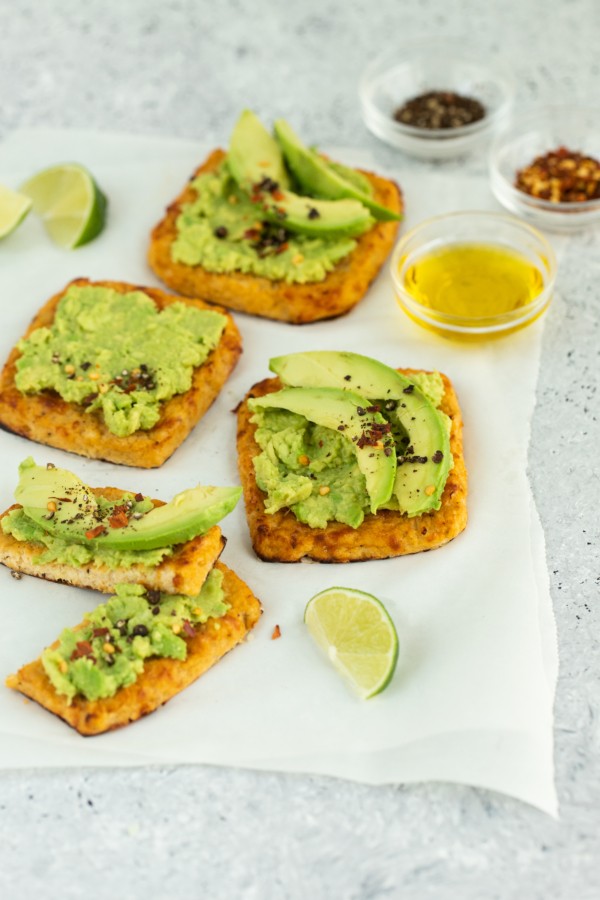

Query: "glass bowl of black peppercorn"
<box><xmin>360</xmin><ymin>42</ymin><xmax>513</xmax><ymax>159</ymax></box>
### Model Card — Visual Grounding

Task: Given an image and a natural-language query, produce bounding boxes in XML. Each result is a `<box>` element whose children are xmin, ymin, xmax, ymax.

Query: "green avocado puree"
<box><xmin>171</xmin><ymin>162</ymin><xmax>357</xmax><ymax>284</ymax></box>
<box><xmin>2</xmin><ymin>494</ymin><xmax>173</xmax><ymax>569</ymax></box>
<box><xmin>42</xmin><ymin>569</ymin><xmax>228</xmax><ymax>703</ymax></box>
<box><xmin>14</xmin><ymin>284</ymin><xmax>227</xmax><ymax>437</ymax></box>
<box><xmin>250</xmin><ymin>373</ymin><xmax>449</xmax><ymax>530</ymax></box>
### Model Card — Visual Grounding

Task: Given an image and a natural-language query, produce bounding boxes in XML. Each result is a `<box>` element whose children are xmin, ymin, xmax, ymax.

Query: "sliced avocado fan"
<box><xmin>14</xmin><ymin>458</ymin><xmax>241</xmax><ymax>551</ymax></box>
<box><xmin>227</xmin><ymin>110</ymin><xmax>374</xmax><ymax>238</ymax></box>
<box><xmin>269</xmin><ymin>351</ymin><xmax>452</xmax><ymax>517</ymax></box>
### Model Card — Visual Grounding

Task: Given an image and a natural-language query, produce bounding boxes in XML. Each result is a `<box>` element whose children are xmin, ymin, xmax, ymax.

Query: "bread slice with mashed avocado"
<box><xmin>236</xmin><ymin>355</ymin><xmax>467</xmax><ymax>562</ymax></box>
<box><xmin>0</xmin><ymin>278</ymin><xmax>242</xmax><ymax>467</ymax></box>
<box><xmin>6</xmin><ymin>561</ymin><xmax>262</xmax><ymax>735</ymax></box>
<box><xmin>0</xmin><ymin>458</ymin><xmax>241</xmax><ymax>596</ymax></box>
<box><xmin>147</xmin><ymin>111</ymin><xmax>402</xmax><ymax>324</ymax></box>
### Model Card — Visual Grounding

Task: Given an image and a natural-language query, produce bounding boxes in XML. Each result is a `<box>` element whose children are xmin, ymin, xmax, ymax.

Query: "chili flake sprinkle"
<box><xmin>515</xmin><ymin>146</ymin><xmax>600</xmax><ymax>203</ymax></box>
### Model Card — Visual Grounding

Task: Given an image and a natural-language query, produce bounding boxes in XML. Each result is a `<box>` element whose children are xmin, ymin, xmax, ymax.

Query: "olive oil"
<box><xmin>402</xmin><ymin>243</ymin><xmax>545</xmax><ymax>338</ymax></box>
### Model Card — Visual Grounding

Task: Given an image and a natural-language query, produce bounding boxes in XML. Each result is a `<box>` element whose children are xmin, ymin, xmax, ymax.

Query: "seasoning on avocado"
<box><xmin>515</xmin><ymin>146</ymin><xmax>600</xmax><ymax>202</ymax></box>
<box><xmin>394</xmin><ymin>91</ymin><xmax>485</xmax><ymax>130</ymax></box>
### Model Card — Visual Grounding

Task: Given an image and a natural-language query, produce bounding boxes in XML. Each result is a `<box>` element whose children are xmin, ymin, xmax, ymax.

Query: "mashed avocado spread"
<box><xmin>42</xmin><ymin>569</ymin><xmax>228</xmax><ymax>703</ymax></box>
<box><xmin>1</xmin><ymin>494</ymin><xmax>173</xmax><ymax>569</ymax></box>
<box><xmin>171</xmin><ymin>162</ymin><xmax>358</xmax><ymax>284</ymax></box>
<box><xmin>250</xmin><ymin>373</ymin><xmax>450</xmax><ymax>530</ymax></box>
<box><xmin>15</xmin><ymin>284</ymin><xmax>227</xmax><ymax>437</ymax></box>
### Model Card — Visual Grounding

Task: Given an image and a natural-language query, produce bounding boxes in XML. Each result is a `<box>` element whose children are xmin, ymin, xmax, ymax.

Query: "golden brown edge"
<box><xmin>148</xmin><ymin>148</ymin><xmax>403</xmax><ymax>324</ymax></box>
<box><xmin>236</xmin><ymin>370</ymin><xmax>468</xmax><ymax>562</ymax></box>
<box><xmin>6</xmin><ymin>561</ymin><xmax>262</xmax><ymax>736</ymax></box>
<box><xmin>0</xmin><ymin>277</ymin><xmax>242</xmax><ymax>467</ymax></box>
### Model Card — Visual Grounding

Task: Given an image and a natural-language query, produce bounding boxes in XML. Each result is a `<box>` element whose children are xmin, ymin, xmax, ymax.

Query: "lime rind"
<box><xmin>20</xmin><ymin>163</ymin><xmax>107</xmax><ymax>249</ymax></box>
<box><xmin>0</xmin><ymin>184</ymin><xmax>33</xmax><ymax>239</ymax></box>
<box><xmin>304</xmin><ymin>586</ymin><xmax>399</xmax><ymax>699</ymax></box>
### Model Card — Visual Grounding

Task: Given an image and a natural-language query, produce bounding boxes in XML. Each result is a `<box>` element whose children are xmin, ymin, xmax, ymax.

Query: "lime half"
<box><xmin>304</xmin><ymin>587</ymin><xmax>399</xmax><ymax>699</ymax></box>
<box><xmin>0</xmin><ymin>184</ymin><xmax>32</xmax><ymax>239</ymax></box>
<box><xmin>21</xmin><ymin>163</ymin><xmax>107</xmax><ymax>249</ymax></box>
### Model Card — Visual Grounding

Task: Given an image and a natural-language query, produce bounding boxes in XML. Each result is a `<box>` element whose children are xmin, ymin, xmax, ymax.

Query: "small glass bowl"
<box><xmin>360</xmin><ymin>42</ymin><xmax>513</xmax><ymax>160</ymax></box>
<box><xmin>390</xmin><ymin>211</ymin><xmax>557</xmax><ymax>340</ymax></box>
<box><xmin>490</xmin><ymin>106</ymin><xmax>600</xmax><ymax>232</ymax></box>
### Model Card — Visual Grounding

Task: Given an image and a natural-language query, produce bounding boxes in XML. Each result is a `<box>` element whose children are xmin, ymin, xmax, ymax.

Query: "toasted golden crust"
<box><xmin>236</xmin><ymin>371</ymin><xmax>468</xmax><ymax>562</ymax></box>
<box><xmin>0</xmin><ymin>278</ymin><xmax>242</xmax><ymax>467</ymax></box>
<box><xmin>6</xmin><ymin>562</ymin><xmax>262</xmax><ymax>736</ymax></box>
<box><xmin>148</xmin><ymin>148</ymin><xmax>402</xmax><ymax>324</ymax></box>
<box><xmin>0</xmin><ymin>487</ymin><xmax>225</xmax><ymax>596</ymax></box>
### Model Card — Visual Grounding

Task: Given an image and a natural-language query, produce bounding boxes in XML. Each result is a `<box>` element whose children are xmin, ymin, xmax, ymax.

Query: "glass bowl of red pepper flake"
<box><xmin>359</xmin><ymin>42</ymin><xmax>513</xmax><ymax>159</ymax></box>
<box><xmin>490</xmin><ymin>106</ymin><xmax>600</xmax><ymax>232</ymax></box>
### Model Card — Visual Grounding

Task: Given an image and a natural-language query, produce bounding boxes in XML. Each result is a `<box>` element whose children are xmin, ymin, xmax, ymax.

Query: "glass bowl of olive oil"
<box><xmin>391</xmin><ymin>211</ymin><xmax>557</xmax><ymax>340</ymax></box>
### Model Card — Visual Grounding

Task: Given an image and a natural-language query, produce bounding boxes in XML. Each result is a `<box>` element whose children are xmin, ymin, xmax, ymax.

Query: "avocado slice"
<box><xmin>227</xmin><ymin>109</ymin><xmax>290</xmax><ymax>191</ymax></box>
<box><xmin>249</xmin><ymin>386</ymin><xmax>396</xmax><ymax>513</ymax></box>
<box><xmin>261</xmin><ymin>189</ymin><xmax>374</xmax><ymax>238</ymax></box>
<box><xmin>273</xmin><ymin>119</ymin><xmax>401</xmax><ymax>223</ymax></box>
<box><xmin>15</xmin><ymin>459</ymin><xmax>241</xmax><ymax>551</ymax></box>
<box><xmin>269</xmin><ymin>351</ymin><xmax>452</xmax><ymax>517</ymax></box>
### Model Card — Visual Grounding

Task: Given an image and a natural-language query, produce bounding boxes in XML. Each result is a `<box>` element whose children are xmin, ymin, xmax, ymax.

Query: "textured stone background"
<box><xmin>1</xmin><ymin>1</ymin><xmax>600</xmax><ymax>898</ymax></box>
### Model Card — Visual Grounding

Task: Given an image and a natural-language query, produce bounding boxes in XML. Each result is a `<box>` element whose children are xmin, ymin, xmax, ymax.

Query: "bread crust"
<box><xmin>0</xmin><ymin>487</ymin><xmax>225</xmax><ymax>596</ymax></box>
<box><xmin>236</xmin><ymin>371</ymin><xmax>468</xmax><ymax>562</ymax></box>
<box><xmin>0</xmin><ymin>278</ymin><xmax>242</xmax><ymax>467</ymax></box>
<box><xmin>148</xmin><ymin>149</ymin><xmax>403</xmax><ymax>324</ymax></box>
<box><xmin>6</xmin><ymin>561</ymin><xmax>262</xmax><ymax>735</ymax></box>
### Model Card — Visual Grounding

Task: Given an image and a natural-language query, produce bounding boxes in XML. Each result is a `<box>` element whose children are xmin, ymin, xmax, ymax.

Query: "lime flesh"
<box><xmin>304</xmin><ymin>587</ymin><xmax>399</xmax><ymax>699</ymax></box>
<box><xmin>0</xmin><ymin>184</ymin><xmax>32</xmax><ymax>239</ymax></box>
<box><xmin>21</xmin><ymin>163</ymin><xmax>107</xmax><ymax>249</ymax></box>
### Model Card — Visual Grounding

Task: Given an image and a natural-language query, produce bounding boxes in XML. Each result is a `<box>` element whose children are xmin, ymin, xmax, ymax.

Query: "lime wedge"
<box><xmin>0</xmin><ymin>184</ymin><xmax>32</xmax><ymax>239</ymax></box>
<box><xmin>21</xmin><ymin>163</ymin><xmax>107</xmax><ymax>249</ymax></box>
<box><xmin>304</xmin><ymin>587</ymin><xmax>399</xmax><ymax>699</ymax></box>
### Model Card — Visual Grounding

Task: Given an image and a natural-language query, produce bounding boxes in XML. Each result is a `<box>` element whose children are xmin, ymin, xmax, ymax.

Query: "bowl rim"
<box><xmin>390</xmin><ymin>210</ymin><xmax>557</xmax><ymax>332</ymax></box>
<box><xmin>360</xmin><ymin>44</ymin><xmax>514</xmax><ymax>142</ymax></box>
<box><xmin>490</xmin><ymin>104</ymin><xmax>600</xmax><ymax>214</ymax></box>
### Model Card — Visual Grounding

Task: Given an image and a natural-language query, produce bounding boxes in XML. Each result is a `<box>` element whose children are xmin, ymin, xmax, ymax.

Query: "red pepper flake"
<box><xmin>70</xmin><ymin>641</ymin><xmax>95</xmax><ymax>661</ymax></box>
<box><xmin>272</xmin><ymin>189</ymin><xmax>284</xmax><ymax>201</ymax></box>
<box><xmin>108</xmin><ymin>504</ymin><xmax>129</xmax><ymax>529</ymax></box>
<box><xmin>271</xmin><ymin>625</ymin><xmax>282</xmax><ymax>640</ymax></box>
<box><xmin>182</xmin><ymin>619</ymin><xmax>196</xmax><ymax>638</ymax></box>
<box><xmin>85</xmin><ymin>525</ymin><xmax>107</xmax><ymax>540</ymax></box>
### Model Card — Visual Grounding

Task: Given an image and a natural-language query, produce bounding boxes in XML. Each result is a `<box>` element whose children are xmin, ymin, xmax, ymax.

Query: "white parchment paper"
<box><xmin>0</xmin><ymin>130</ymin><xmax>560</xmax><ymax>814</ymax></box>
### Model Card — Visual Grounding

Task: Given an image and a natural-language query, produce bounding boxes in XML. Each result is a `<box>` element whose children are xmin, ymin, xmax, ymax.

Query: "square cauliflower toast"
<box><xmin>148</xmin><ymin>149</ymin><xmax>403</xmax><ymax>324</ymax></box>
<box><xmin>236</xmin><ymin>370</ymin><xmax>468</xmax><ymax>562</ymax></box>
<box><xmin>6</xmin><ymin>562</ymin><xmax>262</xmax><ymax>735</ymax></box>
<box><xmin>0</xmin><ymin>278</ymin><xmax>242</xmax><ymax>467</ymax></box>
<box><xmin>0</xmin><ymin>487</ymin><xmax>226</xmax><ymax>597</ymax></box>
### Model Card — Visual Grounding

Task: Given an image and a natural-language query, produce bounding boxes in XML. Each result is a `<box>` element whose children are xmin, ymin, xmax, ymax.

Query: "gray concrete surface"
<box><xmin>1</xmin><ymin>1</ymin><xmax>599</xmax><ymax>897</ymax></box>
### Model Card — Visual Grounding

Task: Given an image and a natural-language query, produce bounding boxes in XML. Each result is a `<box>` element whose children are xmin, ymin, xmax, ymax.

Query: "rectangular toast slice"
<box><xmin>6</xmin><ymin>561</ymin><xmax>262</xmax><ymax>736</ymax></box>
<box><xmin>148</xmin><ymin>149</ymin><xmax>402</xmax><ymax>324</ymax></box>
<box><xmin>0</xmin><ymin>487</ymin><xmax>225</xmax><ymax>596</ymax></box>
<box><xmin>0</xmin><ymin>278</ymin><xmax>242</xmax><ymax>467</ymax></box>
<box><xmin>236</xmin><ymin>370</ymin><xmax>468</xmax><ymax>562</ymax></box>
